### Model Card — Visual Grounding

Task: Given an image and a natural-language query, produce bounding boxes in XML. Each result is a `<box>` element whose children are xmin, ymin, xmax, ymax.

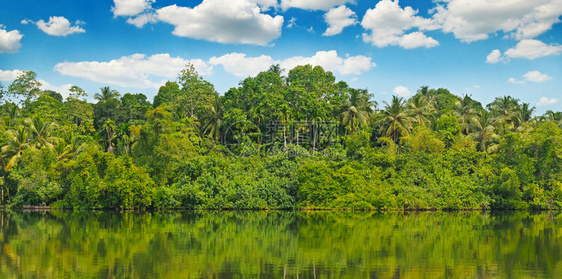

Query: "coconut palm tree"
<box><xmin>487</xmin><ymin>96</ymin><xmax>521</xmax><ymax>130</ymax></box>
<box><xmin>94</xmin><ymin>86</ymin><xmax>120</xmax><ymax>102</ymax></box>
<box><xmin>514</xmin><ymin>102</ymin><xmax>535</xmax><ymax>130</ymax></box>
<box><xmin>203</xmin><ymin>94</ymin><xmax>224</xmax><ymax>142</ymax></box>
<box><xmin>55</xmin><ymin>135</ymin><xmax>86</xmax><ymax>162</ymax></box>
<box><xmin>408</xmin><ymin>94</ymin><xmax>435</xmax><ymax>128</ymax></box>
<box><xmin>377</xmin><ymin>95</ymin><xmax>414</xmax><ymax>147</ymax></box>
<box><xmin>25</xmin><ymin>116</ymin><xmax>58</xmax><ymax>149</ymax></box>
<box><xmin>470</xmin><ymin>111</ymin><xmax>499</xmax><ymax>153</ymax></box>
<box><xmin>2</xmin><ymin>103</ymin><xmax>19</xmax><ymax>128</ymax></box>
<box><xmin>1</xmin><ymin>126</ymin><xmax>31</xmax><ymax>171</ymax></box>
<box><xmin>102</xmin><ymin>119</ymin><xmax>117</xmax><ymax>153</ymax></box>
<box><xmin>454</xmin><ymin>95</ymin><xmax>479</xmax><ymax>135</ymax></box>
<box><xmin>341</xmin><ymin>88</ymin><xmax>375</xmax><ymax>134</ymax></box>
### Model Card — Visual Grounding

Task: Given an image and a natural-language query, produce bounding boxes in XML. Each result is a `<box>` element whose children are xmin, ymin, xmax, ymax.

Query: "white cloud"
<box><xmin>209</xmin><ymin>53</ymin><xmax>275</xmax><ymax>77</ymax></box>
<box><xmin>156</xmin><ymin>0</ymin><xmax>284</xmax><ymax>46</ymax></box>
<box><xmin>112</xmin><ymin>0</ymin><xmax>155</xmax><ymax>17</ymax></box>
<box><xmin>361</xmin><ymin>0</ymin><xmax>438</xmax><ymax>49</ymax></box>
<box><xmin>393</xmin><ymin>85</ymin><xmax>410</xmax><ymax>97</ymax></box>
<box><xmin>126</xmin><ymin>13</ymin><xmax>158</xmax><ymax>28</ymax></box>
<box><xmin>281</xmin><ymin>0</ymin><xmax>354</xmax><ymax>11</ymax></box>
<box><xmin>523</xmin><ymin>71</ymin><xmax>552</xmax><ymax>82</ymax></box>
<box><xmin>54</xmin><ymin>53</ymin><xmax>213</xmax><ymax>89</ymax></box>
<box><xmin>504</xmin><ymin>39</ymin><xmax>562</xmax><ymax>60</ymax></box>
<box><xmin>39</xmin><ymin>80</ymin><xmax>74</xmax><ymax>100</ymax></box>
<box><xmin>279</xmin><ymin>50</ymin><xmax>375</xmax><ymax>75</ymax></box>
<box><xmin>35</xmin><ymin>16</ymin><xmax>85</xmax><ymax>36</ymax></box>
<box><xmin>210</xmin><ymin>50</ymin><xmax>375</xmax><ymax>77</ymax></box>
<box><xmin>536</xmin><ymin>97</ymin><xmax>559</xmax><ymax>106</ymax></box>
<box><xmin>486</xmin><ymin>49</ymin><xmax>503</xmax><ymax>63</ymax></box>
<box><xmin>398</xmin><ymin>31</ymin><xmax>439</xmax><ymax>49</ymax></box>
<box><xmin>431</xmin><ymin>0</ymin><xmax>562</xmax><ymax>42</ymax></box>
<box><xmin>21</xmin><ymin>19</ymin><xmax>29</xmax><ymax>24</ymax></box>
<box><xmin>323</xmin><ymin>5</ymin><xmax>358</xmax><ymax>36</ymax></box>
<box><xmin>0</xmin><ymin>27</ymin><xmax>23</xmax><ymax>53</ymax></box>
<box><xmin>249</xmin><ymin>0</ymin><xmax>279</xmax><ymax>11</ymax></box>
<box><xmin>508</xmin><ymin>77</ymin><xmax>525</xmax><ymax>84</ymax></box>
<box><xmin>0</xmin><ymin>69</ymin><xmax>24</xmax><ymax>81</ymax></box>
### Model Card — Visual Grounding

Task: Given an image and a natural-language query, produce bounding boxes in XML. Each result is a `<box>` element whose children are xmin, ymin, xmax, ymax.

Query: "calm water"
<box><xmin>0</xmin><ymin>210</ymin><xmax>561</xmax><ymax>278</ymax></box>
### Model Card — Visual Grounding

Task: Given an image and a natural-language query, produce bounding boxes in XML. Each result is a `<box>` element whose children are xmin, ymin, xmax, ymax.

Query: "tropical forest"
<box><xmin>1</xmin><ymin>64</ymin><xmax>561</xmax><ymax>210</ymax></box>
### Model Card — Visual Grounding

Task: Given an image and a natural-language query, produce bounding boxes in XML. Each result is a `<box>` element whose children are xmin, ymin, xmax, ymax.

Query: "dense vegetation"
<box><xmin>1</xmin><ymin>65</ymin><xmax>561</xmax><ymax>210</ymax></box>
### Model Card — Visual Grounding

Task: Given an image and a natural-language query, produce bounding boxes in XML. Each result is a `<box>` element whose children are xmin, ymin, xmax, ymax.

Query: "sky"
<box><xmin>1</xmin><ymin>0</ymin><xmax>561</xmax><ymax>114</ymax></box>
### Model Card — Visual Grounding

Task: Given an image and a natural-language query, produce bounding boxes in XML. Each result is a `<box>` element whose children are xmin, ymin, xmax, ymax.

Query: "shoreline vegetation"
<box><xmin>1</xmin><ymin>64</ymin><xmax>562</xmax><ymax>211</ymax></box>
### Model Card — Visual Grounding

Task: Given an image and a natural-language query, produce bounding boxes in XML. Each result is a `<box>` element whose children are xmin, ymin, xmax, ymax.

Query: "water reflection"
<box><xmin>0</xmin><ymin>210</ymin><xmax>561</xmax><ymax>278</ymax></box>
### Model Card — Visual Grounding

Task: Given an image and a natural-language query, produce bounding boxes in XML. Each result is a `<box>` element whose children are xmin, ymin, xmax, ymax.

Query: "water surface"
<box><xmin>1</xmin><ymin>210</ymin><xmax>560</xmax><ymax>278</ymax></box>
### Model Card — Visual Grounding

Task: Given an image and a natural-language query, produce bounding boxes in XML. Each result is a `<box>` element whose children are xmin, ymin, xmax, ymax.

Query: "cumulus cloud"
<box><xmin>361</xmin><ymin>0</ymin><xmax>438</xmax><ymax>49</ymax></box>
<box><xmin>0</xmin><ymin>27</ymin><xmax>23</xmax><ymax>53</ymax></box>
<box><xmin>504</xmin><ymin>39</ymin><xmax>562</xmax><ymax>60</ymax></box>
<box><xmin>524</xmin><ymin>71</ymin><xmax>552</xmax><ymax>82</ymax></box>
<box><xmin>112</xmin><ymin>0</ymin><xmax>155</xmax><ymax>17</ymax></box>
<box><xmin>126</xmin><ymin>13</ymin><xmax>158</xmax><ymax>28</ymax></box>
<box><xmin>39</xmin><ymin>80</ymin><xmax>74</xmax><ymax>100</ymax></box>
<box><xmin>0</xmin><ymin>69</ymin><xmax>24</xmax><ymax>81</ymax></box>
<box><xmin>431</xmin><ymin>0</ymin><xmax>562</xmax><ymax>42</ymax></box>
<box><xmin>323</xmin><ymin>5</ymin><xmax>358</xmax><ymax>36</ymax></box>
<box><xmin>536</xmin><ymin>97</ymin><xmax>559</xmax><ymax>106</ymax></box>
<box><xmin>210</xmin><ymin>50</ymin><xmax>375</xmax><ymax>77</ymax></box>
<box><xmin>486</xmin><ymin>49</ymin><xmax>503</xmax><ymax>63</ymax></box>
<box><xmin>209</xmin><ymin>53</ymin><xmax>275</xmax><ymax>77</ymax></box>
<box><xmin>393</xmin><ymin>85</ymin><xmax>411</xmax><ymax>97</ymax></box>
<box><xmin>281</xmin><ymin>0</ymin><xmax>354</xmax><ymax>11</ymax></box>
<box><xmin>249</xmin><ymin>0</ymin><xmax>279</xmax><ymax>11</ymax></box>
<box><xmin>279</xmin><ymin>51</ymin><xmax>375</xmax><ymax>75</ymax></box>
<box><xmin>156</xmin><ymin>0</ymin><xmax>284</xmax><ymax>45</ymax></box>
<box><xmin>35</xmin><ymin>16</ymin><xmax>85</xmax><ymax>36</ymax></box>
<box><xmin>508</xmin><ymin>77</ymin><xmax>525</xmax><ymax>84</ymax></box>
<box><xmin>54</xmin><ymin>53</ymin><xmax>212</xmax><ymax>89</ymax></box>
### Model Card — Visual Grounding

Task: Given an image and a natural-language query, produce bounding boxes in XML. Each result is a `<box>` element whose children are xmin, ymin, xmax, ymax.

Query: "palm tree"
<box><xmin>341</xmin><ymin>88</ymin><xmax>375</xmax><ymax>133</ymax></box>
<box><xmin>102</xmin><ymin>119</ymin><xmax>117</xmax><ymax>153</ymax></box>
<box><xmin>377</xmin><ymin>96</ymin><xmax>414</xmax><ymax>148</ymax></box>
<box><xmin>25</xmin><ymin>116</ymin><xmax>58</xmax><ymax>149</ymax></box>
<box><xmin>514</xmin><ymin>103</ymin><xmax>535</xmax><ymax>130</ymax></box>
<box><xmin>470</xmin><ymin>111</ymin><xmax>499</xmax><ymax>153</ymax></box>
<box><xmin>1</xmin><ymin>126</ymin><xmax>31</xmax><ymax>171</ymax></box>
<box><xmin>203</xmin><ymin>94</ymin><xmax>224</xmax><ymax>142</ymax></box>
<box><xmin>55</xmin><ymin>135</ymin><xmax>86</xmax><ymax>162</ymax></box>
<box><xmin>487</xmin><ymin>96</ymin><xmax>520</xmax><ymax>130</ymax></box>
<box><xmin>2</xmin><ymin>103</ymin><xmax>19</xmax><ymax>128</ymax></box>
<box><xmin>454</xmin><ymin>95</ymin><xmax>478</xmax><ymax>135</ymax></box>
<box><xmin>408</xmin><ymin>94</ymin><xmax>435</xmax><ymax>128</ymax></box>
<box><xmin>94</xmin><ymin>86</ymin><xmax>120</xmax><ymax>102</ymax></box>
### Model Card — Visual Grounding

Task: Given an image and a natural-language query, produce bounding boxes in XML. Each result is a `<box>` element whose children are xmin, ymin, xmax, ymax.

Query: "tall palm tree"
<box><xmin>487</xmin><ymin>96</ymin><xmax>520</xmax><ymax>130</ymax></box>
<box><xmin>2</xmin><ymin>103</ymin><xmax>19</xmax><ymax>128</ymax></box>
<box><xmin>514</xmin><ymin>103</ymin><xmax>535</xmax><ymax>129</ymax></box>
<box><xmin>102</xmin><ymin>119</ymin><xmax>117</xmax><ymax>153</ymax></box>
<box><xmin>203</xmin><ymin>94</ymin><xmax>224</xmax><ymax>142</ymax></box>
<box><xmin>454</xmin><ymin>95</ymin><xmax>478</xmax><ymax>135</ymax></box>
<box><xmin>94</xmin><ymin>86</ymin><xmax>120</xmax><ymax>102</ymax></box>
<box><xmin>55</xmin><ymin>135</ymin><xmax>86</xmax><ymax>162</ymax></box>
<box><xmin>377</xmin><ymin>95</ymin><xmax>414</xmax><ymax>146</ymax></box>
<box><xmin>470</xmin><ymin>111</ymin><xmax>499</xmax><ymax>153</ymax></box>
<box><xmin>25</xmin><ymin>116</ymin><xmax>58</xmax><ymax>149</ymax></box>
<box><xmin>408</xmin><ymin>94</ymin><xmax>435</xmax><ymax>128</ymax></box>
<box><xmin>341</xmin><ymin>88</ymin><xmax>375</xmax><ymax>133</ymax></box>
<box><xmin>1</xmin><ymin>126</ymin><xmax>31</xmax><ymax>171</ymax></box>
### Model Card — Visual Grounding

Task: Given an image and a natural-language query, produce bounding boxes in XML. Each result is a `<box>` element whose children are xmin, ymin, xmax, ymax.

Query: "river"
<box><xmin>0</xmin><ymin>210</ymin><xmax>560</xmax><ymax>278</ymax></box>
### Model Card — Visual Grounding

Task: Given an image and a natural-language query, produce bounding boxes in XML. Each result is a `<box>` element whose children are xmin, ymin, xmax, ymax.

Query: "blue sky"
<box><xmin>1</xmin><ymin>0</ymin><xmax>561</xmax><ymax>114</ymax></box>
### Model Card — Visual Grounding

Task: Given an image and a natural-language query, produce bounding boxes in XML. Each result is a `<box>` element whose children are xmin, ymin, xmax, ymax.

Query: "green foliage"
<box><xmin>1</xmin><ymin>66</ymin><xmax>562</xmax><ymax>210</ymax></box>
